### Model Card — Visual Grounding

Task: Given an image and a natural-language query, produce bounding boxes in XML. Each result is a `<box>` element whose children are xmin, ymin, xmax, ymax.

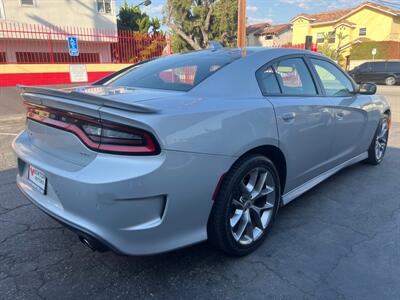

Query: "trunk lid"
<box><xmin>19</xmin><ymin>85</ymin><xmax>171</xmax><ymax>167</ymax></box>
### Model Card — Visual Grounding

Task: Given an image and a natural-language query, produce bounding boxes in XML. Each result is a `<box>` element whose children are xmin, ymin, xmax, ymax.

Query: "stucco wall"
<box><xmin>292</xmin><ymin>18</ymin><xmax>311</xmax><ymax>44</ymax></box>
<box><xmin>292</xmin><ymin>7</ymin><xmax>399</xmax><ymax>45</ymax></box>
<box><xmin>1</xmin><ymin>0</ymin><xmax>117</xmax><ymax>30</ymax></box>
<box><xmin>260</xmin><ymin>30</ymin><xmax>292</xmax><ymax>47</ymax></box>
<box><xmin>247</xmin><ymin>33</ymin><xmax>261</xmax><ymax>47</ymax></box>
<box><xmin>347</xmin><ymin>7</ymin><xmax>394</xmax><ymax>41</ymax></box>
<box><xmin>248</xmin><ymin>30</ymin><xmax>292</xmax><ymax>47</ymax></box>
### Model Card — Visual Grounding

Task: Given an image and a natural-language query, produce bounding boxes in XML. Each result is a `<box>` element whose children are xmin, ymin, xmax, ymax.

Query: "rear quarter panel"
<box><xmin>99</xmin><ymin>96</ymin><xmax>279</xmax><ymax>157</ymax></box>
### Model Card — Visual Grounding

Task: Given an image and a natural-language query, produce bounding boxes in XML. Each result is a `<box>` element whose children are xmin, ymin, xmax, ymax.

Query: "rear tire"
<box><xmin>207</xmin><ymin>155</ymin><xmax>280</xmax><ymax>256</ymax></box>
<box><xmin>385</xmin><ymin>76</ymin><xmax>396</xmax><ymax>86</ymax></box>
<box><xmin>365</xmin><ymin>115</ymin><xmax>389</xmax><ymax>165</ymax></box>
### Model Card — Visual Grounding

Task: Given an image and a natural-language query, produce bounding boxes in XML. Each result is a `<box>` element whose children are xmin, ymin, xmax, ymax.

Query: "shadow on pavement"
<box><xmin>0</xmin><ymin>147</ymin><xmax>399</xmax><ymax>299</ymax></box>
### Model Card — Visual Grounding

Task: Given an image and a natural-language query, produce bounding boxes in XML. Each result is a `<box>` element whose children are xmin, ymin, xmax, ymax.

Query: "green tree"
<box><xmin>319</xmin><ymin>32</ymin><xmax>348</xmax><ymax>65</ymax></box>
<box><xmin>149</xmin><ymin>17</ymin><xmax>161</xmax><ymax>34</ymax></box>
<box><xmin>164</xmin><ymin>0</ymin><xmax>238</xmax><ymax>52</ymax></box>
<box><xmin>117</xmin><ymin>1</ymin><xmax>161</xmax><ymax>33</ymax></box>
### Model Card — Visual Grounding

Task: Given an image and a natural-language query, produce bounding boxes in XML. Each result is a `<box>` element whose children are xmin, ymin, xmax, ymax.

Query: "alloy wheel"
<box><xmin>229</xmin><ymin>167</ymin><xmax>276</xmax><ymax>245</ymax></box>
<box><xmin>385</xmin><ymin>76</ymin><xmax>396</xmax><ymax>86</ymax></box>
<box><xmin>375</xmin><ymin>119</ymin><xmax>388</xmax><ymax>161</ymax></box>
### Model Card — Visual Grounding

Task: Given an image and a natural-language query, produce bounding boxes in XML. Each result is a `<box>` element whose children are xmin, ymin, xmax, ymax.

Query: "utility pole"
<box><xmin>237</xmin><ymin>0</ymin><xmax>246</xmax><ymax>48</ymax></box>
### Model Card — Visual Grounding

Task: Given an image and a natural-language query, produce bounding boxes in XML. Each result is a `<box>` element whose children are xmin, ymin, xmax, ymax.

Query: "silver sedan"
<box><xmin>13</xmin><ymin>47</ymin><xmax>391</xmax><ymax>256</ymax></box>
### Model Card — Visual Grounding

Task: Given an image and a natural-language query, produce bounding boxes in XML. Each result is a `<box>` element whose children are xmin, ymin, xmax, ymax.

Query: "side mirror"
<box><xmin>357</xmin><ymin>83</ymin><xmax>377</xmax><ymax>95</ymax></box>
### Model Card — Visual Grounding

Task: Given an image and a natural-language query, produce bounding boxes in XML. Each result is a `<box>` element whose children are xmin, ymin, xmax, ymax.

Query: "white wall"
<box><xmin>247</xmin><ymin>33</ymin><xmax>261</xmax><ymax>47</ymax></box>
<box><xmin>0</xmin><ymin>0</ymin><xmax>5</xmax><ymax>19</ymax></box>
<box><xmin>247</xmin><ymin>30</ymin><xmax>293</xmax><ymax>47</ymax></box>
<box><xmin>1</xmin><ymin>0</ymin><xmax>117</xmax><ymax>30</ymax></box>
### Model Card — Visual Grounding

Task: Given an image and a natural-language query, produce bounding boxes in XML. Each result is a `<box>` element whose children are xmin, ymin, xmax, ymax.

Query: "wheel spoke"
<box><xmin>245</xmin><ymin>213</ymin><xmax>255</xmax><ymax>241</ymax></box>
<box><xmin>260</xmin><ymin>201</ymin><xmax>274</xmax><ymax>210</ymax></box>
<box><xmin>252</xmin><ymin>202</ymin><xmax>274</xmax><ymax>215</ymax></box>
<box><xmin>252</xmin><ymin>170</ymin><xmax>268</xmax><ymax>197</ymax></box>
<box><xmin>230</xmin><ymin>209</ymin><xmax>244</xmax><ymax>227</ymax></box>
<box><xmin>378</xmin><ymin>123</ymin><xmax>388</xmax><ymax>139</ymax></box>
<box><xmin>232</xmin><ymin>198</ymin><xmax>244</xmax><ymax>208</ymax></box>
<box><xmin>240</xmin><ymin>169</ymin><xmax>258</xmax><ymax>195</ymax></box>
<box><xmin>252</xmin><ymin>185</ymin><xmax>275</xmax><ymax>202</ymax></box>
<box><xmin>249</xmin><ymin>207</ymin><xmax>264</xmax><ymax>229</ymax></box>
<box><xmin>233</xmin><ymin>210</ymin><xmax>249</xmax><ymax>241</ymax></box>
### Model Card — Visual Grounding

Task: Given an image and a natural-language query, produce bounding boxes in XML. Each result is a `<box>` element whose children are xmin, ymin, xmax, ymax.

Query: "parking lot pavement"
<box><xmin>0</xmin><ymin>86</ymin><xmax>399</xmax><ymax>299</ymax></box>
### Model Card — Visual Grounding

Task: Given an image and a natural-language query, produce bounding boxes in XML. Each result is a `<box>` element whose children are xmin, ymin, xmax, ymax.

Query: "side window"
<box><xmin>310</xmin><ymin>58</ymin><xmax>354</xmax><ymax>96</ymax></box>
<box><xmin>387</xmin><ymin>62</ymin><xmax>400</xmax><ymax>73</ymax></box>
<box><xmin>372</xmin><ymin>62</ymin><xmax>385</xmax><ymax>72</ymax></box>
<box><xmin>357</xmin><ymin>63</ymin><xmax>367</xmax><ymax>72</ymax></box>
<box><xmin>256</xmin><ymin>66</ymin><xmax>281</xmax><ymax>95</ymax></box>
<box><xmin>274</xmin><ymin>58</ymin><xmax>317</xmax><ymax>95</ymax></box>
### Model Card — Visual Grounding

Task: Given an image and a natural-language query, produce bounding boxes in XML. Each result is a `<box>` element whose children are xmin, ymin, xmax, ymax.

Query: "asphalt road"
<box><xmin>0</xmin><ymin>86</ymin><xmax>399</xmax><ymax>299</ymax></box>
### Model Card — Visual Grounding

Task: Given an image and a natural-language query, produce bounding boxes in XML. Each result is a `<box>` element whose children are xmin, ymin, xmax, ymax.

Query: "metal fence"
<box><xmin>278</xmin><ymin>43</ymin><xmax>318</xmax><ymax>51</ymax></box>
<box><xmin>0</xmin><ymin>21</ymin><xmax>167</xmax><ymax>64</ymax></box>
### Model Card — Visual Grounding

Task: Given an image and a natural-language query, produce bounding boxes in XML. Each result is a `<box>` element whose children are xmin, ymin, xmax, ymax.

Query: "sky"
<box><xmin>115</xmin><ymin>0</ymin><xmax>398</xmax><ymax>25</ymax></box>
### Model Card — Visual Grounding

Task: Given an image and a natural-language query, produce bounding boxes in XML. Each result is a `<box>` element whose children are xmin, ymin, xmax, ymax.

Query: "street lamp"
<box><xmin>134</xmin><ymin>0</ymin><xmax>152</xmax><ymax>9</ymax></box>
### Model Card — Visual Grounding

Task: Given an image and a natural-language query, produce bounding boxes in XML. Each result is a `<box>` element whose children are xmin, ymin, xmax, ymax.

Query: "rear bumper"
<box><xmin>13</xmin><ymin>130</ymin><xmax>234</xmax><ymax>255</ymax></box>
<box><xmin>17</xmin><ymin>183</ymin><xmax>117</xmax><ymax>253</ymax></box>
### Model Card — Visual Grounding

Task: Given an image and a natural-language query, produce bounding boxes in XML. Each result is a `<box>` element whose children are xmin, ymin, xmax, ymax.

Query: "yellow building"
<box><xmin>291</xmin><ymin>1</ymin><xmax>400</xmax><ymax>58</ymax></box>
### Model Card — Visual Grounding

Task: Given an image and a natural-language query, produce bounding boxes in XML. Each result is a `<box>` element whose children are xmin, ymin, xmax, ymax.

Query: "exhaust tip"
<box><xmin>78</xmin><ymin>235</ymin><xmax>108</xmax><ymax>252</ymax></box>
<box><xmin>79</xmin><ymin>236</ymin><xmax>96</xmax><ymax>251</ymax></box>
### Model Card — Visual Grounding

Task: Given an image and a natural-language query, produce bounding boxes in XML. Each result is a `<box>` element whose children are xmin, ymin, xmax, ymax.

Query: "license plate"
<box><xmin>28</xmin><ymin>165</ymin><xmax>47</xmax><ymax>194</ymax></box>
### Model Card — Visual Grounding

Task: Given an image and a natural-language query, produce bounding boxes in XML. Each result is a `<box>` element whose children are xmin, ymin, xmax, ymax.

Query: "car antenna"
<box><xmin>208</xmin><ymin>41</ymin><xmax>223</xmax><ymax>51</ymax></box>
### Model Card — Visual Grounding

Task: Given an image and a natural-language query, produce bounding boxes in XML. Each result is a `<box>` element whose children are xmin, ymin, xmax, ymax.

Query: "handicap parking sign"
<box><xmin>67</xmin><ymin>36</ymin><xmax>79</xmax><ymax>57</ymax></box>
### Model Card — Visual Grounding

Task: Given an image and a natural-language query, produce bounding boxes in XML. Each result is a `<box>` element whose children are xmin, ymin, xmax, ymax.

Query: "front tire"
<box><xmin>207</xmin><ymin>155</ymin><xmax>280</xmax><ymax>256</ymax></box>
<box><xmin>365</xmin><ymin>115</ymin><xmax>389</xmax><ymax>165</ymax></box>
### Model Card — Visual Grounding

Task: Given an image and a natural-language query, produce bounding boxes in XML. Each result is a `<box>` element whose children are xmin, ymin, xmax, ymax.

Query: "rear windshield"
<box><xmin>104</xmin><ymin>50</ymin><xmax>241</xmax><ymax>92</ymax></box>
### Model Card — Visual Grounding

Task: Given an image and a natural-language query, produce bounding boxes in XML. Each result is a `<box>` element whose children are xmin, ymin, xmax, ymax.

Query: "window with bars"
<box><xmin>316</xmin><ymin>33</ymin><xmax>324</xmax><ymax>43</ymax></box>
<box><xmin>97</xmin><ymin>0</ymin><xmax>112</xmax><ymax>14</ymax></box>
<box><xmin>327</xmin><ymin>31</ymin><xmax>336</xmax><ymax>44</ymax></box>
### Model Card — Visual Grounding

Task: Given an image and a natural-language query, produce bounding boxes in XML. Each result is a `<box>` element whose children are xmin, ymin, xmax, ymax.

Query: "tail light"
<box><xmin>25</xmin><ymin>102</ymin><xmax>159</xmax><ymax>155</ymax></box>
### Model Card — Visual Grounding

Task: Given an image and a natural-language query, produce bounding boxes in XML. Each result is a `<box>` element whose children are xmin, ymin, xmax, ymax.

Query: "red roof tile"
<box><xmin>291</xmin><ymin>1</ymin><xmax>400</xmax><ymax>24</ymax></box>
<box><xmin>255</xmin><ymin>24</ymin><xmax>291</xmax><ymax>36</ymax></box>
<box><xmin>246</xmin><ymin>23</ymin><xmax>270</xmax><ymax>35</ymax></box>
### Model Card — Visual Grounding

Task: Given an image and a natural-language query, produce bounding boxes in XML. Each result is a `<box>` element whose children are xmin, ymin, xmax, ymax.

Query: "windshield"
<box><xmin>104</xmin><ymin>50</ymin><xmax>241</xmax><ymax>92</ymax></box>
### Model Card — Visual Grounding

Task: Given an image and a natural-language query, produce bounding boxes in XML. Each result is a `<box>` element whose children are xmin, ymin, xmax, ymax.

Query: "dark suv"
<box><xmin>349</xmin><ymin>61</ymin><xmax>400</xmax><ymax>86</ymax></box>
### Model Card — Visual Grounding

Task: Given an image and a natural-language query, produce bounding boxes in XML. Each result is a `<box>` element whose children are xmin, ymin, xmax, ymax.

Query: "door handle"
<box><xmin>281</xmin><ymin>112</ymin><xmax>296</xmax><ymax>122</ymax></box>
<box><xmin>336</xmin><ymin>111</ymin><xmax>345</xmax><ymax>120</ymax></box>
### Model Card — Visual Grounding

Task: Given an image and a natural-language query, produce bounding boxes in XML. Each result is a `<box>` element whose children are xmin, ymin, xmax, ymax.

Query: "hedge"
<box><xmin>350</xmin><ymin>41</ymin><xmax>400</xmax><ymax>60</ymax></box>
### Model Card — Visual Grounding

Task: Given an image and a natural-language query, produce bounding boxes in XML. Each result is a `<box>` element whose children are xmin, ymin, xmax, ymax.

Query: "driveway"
<box><xmin>0</xmin><ymin>86</ymin><xmax>399</xmax><ymax>299</ymax></box>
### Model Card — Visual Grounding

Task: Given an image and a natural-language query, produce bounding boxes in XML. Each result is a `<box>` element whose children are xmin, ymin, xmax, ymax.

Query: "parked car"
<box><xmin>13</xmin><ymin>47</ymin><xmax>391</xmax><ymax>256</ymax></box>
<box><xmin>349</xmin><ymin>61</ymin><xmax>400</xmax><ymax>85</ymax></box>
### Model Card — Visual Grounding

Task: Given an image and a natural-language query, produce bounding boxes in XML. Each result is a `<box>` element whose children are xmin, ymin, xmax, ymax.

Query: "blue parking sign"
<box><xmin>67</xmin><ymin>36</ymin><xmax>79</xmax><ymax>57</ymax></box>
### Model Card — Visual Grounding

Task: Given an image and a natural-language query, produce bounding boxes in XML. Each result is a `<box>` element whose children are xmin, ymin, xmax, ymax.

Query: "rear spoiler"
<box><xmin>17</xmin><ymin>85</ymin><xmax>158</xmax><ymax>114</ymax></box>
